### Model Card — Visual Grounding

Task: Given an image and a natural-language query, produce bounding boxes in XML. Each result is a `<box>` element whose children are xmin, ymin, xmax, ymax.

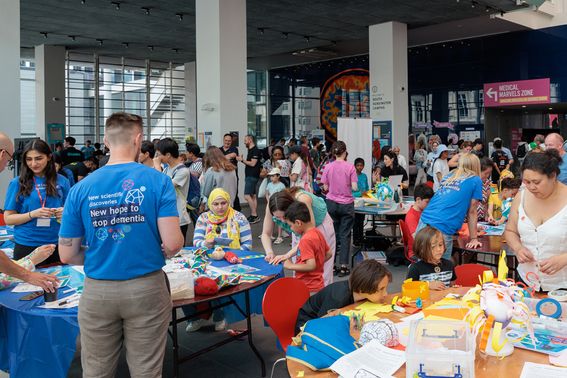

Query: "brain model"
<box><xmin>371</xmin><ymin>181</ymin><xmax>394</xmax><ymax>203</ymax></box>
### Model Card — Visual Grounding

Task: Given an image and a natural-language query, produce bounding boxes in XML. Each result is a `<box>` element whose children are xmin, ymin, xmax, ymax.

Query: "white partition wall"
<box><xmin>337</xmin><ymin>118</ymin><xmax>373</xmax><ymax>184</ymax></box>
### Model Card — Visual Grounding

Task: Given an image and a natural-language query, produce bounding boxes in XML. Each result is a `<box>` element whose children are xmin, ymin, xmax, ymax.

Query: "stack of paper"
<box><xmin>330</xmin><ymin>339</ymin><xmax>406</xmax><ymax>378</ymax></box>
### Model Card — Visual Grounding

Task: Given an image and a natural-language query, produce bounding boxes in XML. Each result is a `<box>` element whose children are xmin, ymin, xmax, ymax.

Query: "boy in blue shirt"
<box><xmin>59</xmin><ymin>112</ymin><xmax>184</xmax><ymax>377</ymax></box>
<box><xmin>353</xmin><ymin>158</ymin><xmax>369</xmax><ymax>246</ymax></box>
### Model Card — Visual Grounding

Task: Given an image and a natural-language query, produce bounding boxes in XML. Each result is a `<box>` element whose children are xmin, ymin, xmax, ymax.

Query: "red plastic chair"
<box><xmin>455</xmin><ymin>264</ymin><xmax>493</xmax><ymax>286</ymax></box>
<box><xmin>398</xmin><ymin>220</ymin><xmax>414</xmax><ymax>262</ymax></box>
<box><xmin>262</xmin><ymin>277</ymin><xmax>310</xmax><ymax>378</ymax></box>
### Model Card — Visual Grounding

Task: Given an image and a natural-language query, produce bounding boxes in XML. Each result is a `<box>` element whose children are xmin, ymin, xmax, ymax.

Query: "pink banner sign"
<box><xmin>484</xmin><ymin>78</ymin><xmax>550</xmax><ymax>107</ymax></box>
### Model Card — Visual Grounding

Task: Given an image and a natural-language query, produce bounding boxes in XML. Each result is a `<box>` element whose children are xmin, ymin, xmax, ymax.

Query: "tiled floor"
<box><xmin>34</xmin><ymin>199</ymin><xmax>410</xmax><ymax>378</ymax></box>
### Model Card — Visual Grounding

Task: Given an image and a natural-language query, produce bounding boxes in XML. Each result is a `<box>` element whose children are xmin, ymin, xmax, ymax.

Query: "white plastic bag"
<box><xmin>166</xmin><ymin>269</ymin><xmax>195</xmax><ymax>301</ymax></box>
<box><xmin>258</xmin><ymin>178</ymin><xmax>268</xmax><ymax>198</ymax></box>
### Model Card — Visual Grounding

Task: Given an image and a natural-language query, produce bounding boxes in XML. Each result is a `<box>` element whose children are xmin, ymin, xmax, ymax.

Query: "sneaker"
<box><xmin>274</xmin><ymin>237</ymin><xmax>284</xmax><ymax>245</ymax></box>
<box><xmin>338</xmin><ymin>266</ymin><xmax>351</xmax><ymax>277</ymax></box>
<box><xmin>214</xmin><ymin>318</ymin><xmax>227</xmax><ymax>332</ymax></box>
<box><xmin>185</xmin><ymin>319</ymin><xmax>206</xmax><ymax>333</ymax></box>
<box><xmin>248</xmin><ymin>216</ymin><xmax>260</xmax><ymax>224</ymax></box>
<box><xmin>282</xmin><ymin>231</ymin><xmax>290</xmax><ymax>238</ymax></box>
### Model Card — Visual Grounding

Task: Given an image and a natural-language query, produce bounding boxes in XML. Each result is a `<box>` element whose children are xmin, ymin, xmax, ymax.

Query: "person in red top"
<box><xmin>283</xmin><ymin>201</ymin><xmax>332</xmax><ymax>292</ymax></box>
<box><xmin>406</xmin><ymin>183</ymin><xmax>434</xmax><ymax>236</ymax></box>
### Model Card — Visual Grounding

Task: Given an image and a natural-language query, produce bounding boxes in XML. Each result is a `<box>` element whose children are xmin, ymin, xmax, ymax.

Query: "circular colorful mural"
<box><xmin>320</xmin><ymin>68</ymin><xmax>370</xmax><ymax>141</ymax></box>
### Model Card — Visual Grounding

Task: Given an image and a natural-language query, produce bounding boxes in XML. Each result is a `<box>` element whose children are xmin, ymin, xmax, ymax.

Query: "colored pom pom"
<box><xmin>194</xmin><ymin>277</ymin><xmax>219</xmax><ymax>296</ymax></box>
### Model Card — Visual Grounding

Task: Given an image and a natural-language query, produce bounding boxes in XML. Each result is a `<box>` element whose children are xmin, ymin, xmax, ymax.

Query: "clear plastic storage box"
<box><xmin>406</xmin><ymin>319</ymin><xmax>475</xmax><ymax>378</ymax></box>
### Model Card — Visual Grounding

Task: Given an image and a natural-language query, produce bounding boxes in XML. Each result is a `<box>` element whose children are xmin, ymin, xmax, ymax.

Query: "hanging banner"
<box><xmin>484</xmin><ymin>78</ymin><xmax>550</xmax><ymax>107</ymax></box>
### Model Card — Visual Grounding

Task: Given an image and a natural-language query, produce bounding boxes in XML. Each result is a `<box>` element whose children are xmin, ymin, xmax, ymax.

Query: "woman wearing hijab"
<box><xmin>193</xmin><ymin>188</ymin><xmax>252</xmax><ymax>251</ymax></box>
<box><xmin>185</xmin><ymin>188</ymin><xmax>252</xmax><ymax>333</ymax></box>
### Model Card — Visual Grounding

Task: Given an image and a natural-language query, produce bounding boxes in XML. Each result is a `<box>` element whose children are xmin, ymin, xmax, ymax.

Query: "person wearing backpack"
<box><xmin>156</xmin><ymin>138</ymin><xmax>191</xmax><ymax>244</ymax></box>
<box><xmin>491</xmin><ymin>138</ymin><xmax>511</xmax><ymax>184</ymax></box>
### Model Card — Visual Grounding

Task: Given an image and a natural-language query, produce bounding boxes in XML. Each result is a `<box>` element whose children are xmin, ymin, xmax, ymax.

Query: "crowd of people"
<box><xmin>2</xmin><ymin>113</ymin><xmax>567</xmax><ymax>375</ymax></box>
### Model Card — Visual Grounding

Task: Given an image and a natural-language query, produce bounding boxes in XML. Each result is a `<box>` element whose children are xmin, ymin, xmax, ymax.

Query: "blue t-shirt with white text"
<box><xmin>5</xmin><ymin>174</ymin><xmax>70</xmax><ymax>246</ymax></box>
<box><xmin>59</xmin><ymin>162</ymin><xmax>178</xmax><ymax>280</ymax></box>
<box><xmin>420</xmin><ymin>175</ymin><xmax>483</xmax><ymax>235</ymax></box>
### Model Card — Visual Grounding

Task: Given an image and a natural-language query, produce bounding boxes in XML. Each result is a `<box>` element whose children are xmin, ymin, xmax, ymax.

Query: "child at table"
<box><xmin>405</xmin><ymin>183</ymin><xmax>434</xmax><ymax>236</ymax></box>
<box><xmin>0</xmin><ymin>244</ymin><xmax>55</xmax><ymax>289</ymax></box>
<box><xmin>266</xmin><ymin>168</ymin><xmax>286</xmax><ymax>244</ymax></box>
<box><xmin>283</xmin><ymin>201</ymin><xmax>332</xmax><ymax>293</ymax></box>
<box><xmin>407</xmin><ymin>226</ymin><xmax>457</xmax><ymax>290</ymax></box>
<box><xmin>352</xmin><ymin>158</ymin><xmax>370</xmax><ymax>246</ymax></box>
<box><xmin>295</xmin><ymin>259</ymin><xmax>392</xmax><ymax>332</ymax></box>
<box><xmin>487</xmin><ymin>177</ymin><xmax>521</xmax><ymax>225</ymax></box>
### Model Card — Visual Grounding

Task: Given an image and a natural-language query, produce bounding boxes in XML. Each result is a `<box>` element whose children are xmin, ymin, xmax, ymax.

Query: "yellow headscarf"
<box><xmin>206</xmin><ymin>188</ymin><xmax>241</xmax><ymax>249</ymax></box>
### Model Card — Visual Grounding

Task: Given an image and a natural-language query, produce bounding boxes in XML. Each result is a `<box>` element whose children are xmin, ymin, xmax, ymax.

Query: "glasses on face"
<box><xmin>0</xmin><ymin>149</ymin><xmax>13</xmax><ymax>161</ymax></box>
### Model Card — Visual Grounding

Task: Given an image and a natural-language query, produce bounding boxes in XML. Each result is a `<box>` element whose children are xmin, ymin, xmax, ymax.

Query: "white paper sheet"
<box><xmin>38</xmin><ymin>293</ymin><xmax>81</xmax><ymax>309</ymax></box>
<box><xmin>520</xmin><ymin>362</ymin><xmax>567</xmax><ymax>378</ymax></box>
<box><xmin>330</xmin><ymin>339</ymin><xmax>405</xmax><ymax>378</ymax></box>
<box><xmin>11</xmin><ymin>283</ymin><xmax>44</xmax><ymax>293</ymax></box>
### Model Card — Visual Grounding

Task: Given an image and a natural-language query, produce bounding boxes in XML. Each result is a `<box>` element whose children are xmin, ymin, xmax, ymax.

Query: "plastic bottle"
<box><xmin>393</xmin><ymin>185</ymin><xmax>400</xmax><ymax>203</ymax></box>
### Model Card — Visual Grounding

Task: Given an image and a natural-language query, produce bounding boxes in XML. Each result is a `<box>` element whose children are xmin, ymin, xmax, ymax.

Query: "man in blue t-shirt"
<box><xmin>59</xmin><ymin>113</ymin><xmax>184</xmax><ymax>377</ymax></box>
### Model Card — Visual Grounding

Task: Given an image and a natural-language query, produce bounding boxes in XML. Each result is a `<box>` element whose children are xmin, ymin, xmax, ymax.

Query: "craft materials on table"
<box><xmin>330</xmin><ymin>339</ymin><xmax>405</xmax><ymax>378</ymax></box>
<box><xmin>478</xmin><ymin>221</ymin><xmax>506</xmax><ymax>236</ymax></box>
<box><xmin>342</xmin><ymin>301</ymin><xmax>394</xmax><ymax>322</ymax></box>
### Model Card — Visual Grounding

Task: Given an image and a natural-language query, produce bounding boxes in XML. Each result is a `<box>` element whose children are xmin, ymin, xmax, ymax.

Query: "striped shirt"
<box><xmin>193</xmin><ymin>210</ymin><xmax>252</xmax><ymax>250</ymax></box>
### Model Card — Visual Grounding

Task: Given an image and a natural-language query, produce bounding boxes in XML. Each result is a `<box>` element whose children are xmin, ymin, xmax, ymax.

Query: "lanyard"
<box><xmin>33</xmin><ymin>177</ymin><xmax>47</xmax><ymax>208</ymax></box>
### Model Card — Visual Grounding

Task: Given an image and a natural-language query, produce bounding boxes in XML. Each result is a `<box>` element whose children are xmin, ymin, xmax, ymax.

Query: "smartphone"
<box><xmin>20</xmin><ymin>291</ymin><xmax>44</xmax><ymax>301</ymax></box>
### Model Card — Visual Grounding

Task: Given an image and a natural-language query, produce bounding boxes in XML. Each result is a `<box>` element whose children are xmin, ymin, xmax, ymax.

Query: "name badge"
<box><xmin>37</xmin><ymin>218</ymin><xmax>51</xmax><ymax>227</ymax></box>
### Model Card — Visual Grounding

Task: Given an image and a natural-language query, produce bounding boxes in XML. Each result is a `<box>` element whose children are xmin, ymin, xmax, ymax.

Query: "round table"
<box><xmin>453</xmin><ymin>234</ymin><xmax>517</xmax><ymax>279</ymax></box>
<box><xmin>0</xmin><ymin>249</ymin><xmax>282</xmax><ymax>378</ymax></box>
<box><xmin>286</xmin><ymin>288</ymin><xmax>552</xmax><ymax>378</ymax></box>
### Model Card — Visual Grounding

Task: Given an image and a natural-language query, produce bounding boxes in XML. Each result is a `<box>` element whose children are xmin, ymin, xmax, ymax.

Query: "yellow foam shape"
<box><xmin>297</xmin><ymin>371</ymin><xmax>305</xmax><ymax>377</ymax></box>
<box><xmin>356</xmin><ymin>302</ymin><xmax>393</xmax><ymax>313</ymax></box>
<box><xmin>498</xmin><ymin>250</ymin><xmax>508</xmax><ymax>281</ymax></box>
<box><xmin>482</xmin><ymin>270</ymin><xmax>494</xmax><ymax>283</ymax></box>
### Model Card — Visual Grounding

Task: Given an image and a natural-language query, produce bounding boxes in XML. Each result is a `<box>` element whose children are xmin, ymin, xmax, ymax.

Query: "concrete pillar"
<box><xmin>35</xmin><ymin>45</ymin><xmax>66</xmax><ymax>140</ymax></box>
<box><xmin>369</xmin><ymin>22</ymin><xmax>409</xmax><ymax>159</ymax></box>
<box><xmin>184</xmin><ymin>62</ymin><xmax>197</xmax><ymax>142</ymax></box>
<box><xmin>195</xmin><ymin>0</ymin><xmax>247</xmax><ymax>200</ymax></box>
<box><xmin>0</xmin><ymin>0</ymin><xmax>20</xmax><ymax>207</ymax></box>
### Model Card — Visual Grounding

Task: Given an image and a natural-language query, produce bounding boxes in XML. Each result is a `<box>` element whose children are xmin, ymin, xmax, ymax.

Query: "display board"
<box><xmin>337</xmin><ymin>118</ymin><xmax>373</xmax><ymax>184</ymax></box>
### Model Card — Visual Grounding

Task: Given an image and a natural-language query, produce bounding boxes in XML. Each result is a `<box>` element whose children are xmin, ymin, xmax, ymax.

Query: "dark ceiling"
<box><xmin>20</xmin><ymin>0</ymin><xmax>527</xmax><ymax>64</ymax></box>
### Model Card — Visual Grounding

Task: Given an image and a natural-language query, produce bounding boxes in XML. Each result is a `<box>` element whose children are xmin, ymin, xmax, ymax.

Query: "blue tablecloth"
<box><xmin>0</xmin><ymin>226</ymin><xmax>15</xmax><ymax>257</ymax></box>
<box><xmin>0</xmin><ymin>249</ymin><xmax>282</xmax><ymax>378</ymax></box>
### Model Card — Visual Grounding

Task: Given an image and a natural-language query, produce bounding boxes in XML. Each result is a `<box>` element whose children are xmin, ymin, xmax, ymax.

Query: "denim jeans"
<box><xmin>415</xmin><ymin>219</ymin><xmax>453</xmax><ymax>260</ymax></box>
<box><xmin>326</xmin><ymin>199</ymin><xmax>355</xmax><ymax>266</ymax></box>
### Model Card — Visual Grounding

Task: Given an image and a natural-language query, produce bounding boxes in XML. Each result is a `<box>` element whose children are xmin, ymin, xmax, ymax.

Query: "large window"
<box><xmin>20</xmin><ymin>59</ymin><xmax>36</xmax><ymax>137</ymax></box>
<box><xmin>448</xmin><ymin>90</ymin><xmax>483</xmax><ymax>124</ymax></box>
<box><xmin>247</xmin><ymin>70</ymin><xmax>268</xmax><ymax>147</ymax></box>
<box><xmin>66</xmin><ymin>53</ymin><xmax>186</xmax><ymax>146</ymax></box>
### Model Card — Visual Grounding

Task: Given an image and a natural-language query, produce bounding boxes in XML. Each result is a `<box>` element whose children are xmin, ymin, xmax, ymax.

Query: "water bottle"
<box><xmin>393</xmin><ymin>185</ymin><xmax>400</xmax><ymax>204</ymax></box>
<box><xmin>397</xmin><ymin>185</ymin><xmax>403</xmax><ymax>204</ymax></box>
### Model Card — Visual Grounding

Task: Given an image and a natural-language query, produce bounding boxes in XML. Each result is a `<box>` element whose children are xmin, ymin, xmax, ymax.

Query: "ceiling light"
<box><xmin>68</xmin><ymin>35</ymin><xmax>77</xmax><ymax>41</ymax></box>
<box><xmin>485</xmin><ymin>6</ymin><xmax>491</xmax><ymax>12</ymax></box>
<box><xmin>522</xmin><ymin>105</ymin><xmax>527</xmax><ymax>108</ymax></box>
<box><xmin>471</xmin><ymin>1</ymin><xmax>477</xmax><ymax>8</ymax></box>
<box><xmin>141</xmin><ymin>7</ymin><xmax>150</xmax><ymax>15</ymax></box>
<box><xmin>257</xmin><ymin>28</ymin><xmax>265</xmax><ymax>35</ymax></box>
<box><xmin>41</xmin><ymin>32</ymin><xmax>48</xmax><ymax>39</ymax></box>
<box><xmin>549</xmin><ymin>107</ymin><xmax>553</xmax><ymax>110</ymax></box>
<box><xmin>281</xmin><ymin>32</ymin><xmax>288</xmax><ymax>39</ymax></box>
<box><xmin>304</xmin><ymin>36</ymin><xmax>310</xmax><ymax>44</ymax></box>
<box><xmin>81</xmin><ymin>0</ymin><xmax>86</xmax><ymax>4</ymax></box>
<box><xmin>97</xmin><ymin>39</ymin><xmax>104</xmax><ymax>46</ymax></box>
<box><xmin>172</xmin><ymin>48</ymin><xmax>179</xmax><ymax>53</ymax></box>
<box><xmin>111</xmin><ymin>2</ymin><xmax>120</xmax><ymax>10</ymax></box>
<box><xmin>176</xmin><ymin>13</ymin><xmax>183</xmax><ymax>21</ymax></box>
<box><xmin>122</xmin><ymin>42</ymin><xmax>129</xmax><ymax>48</ymax></box>
<box><xmin>148</xmin><ymin>45</ymin><xmax>154</xmax><ymax>51</ymax></box>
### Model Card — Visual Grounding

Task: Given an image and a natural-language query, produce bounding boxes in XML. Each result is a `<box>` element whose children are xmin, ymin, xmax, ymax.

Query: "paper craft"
<box><xmin>480</xmin><ymin>224</ymin><xmax>506</xmax><ymax>236</ymax></box>
<box><xmin>507</xmin><ymin>328</ymin><xmax>567</xmax><ymax>356</ymax></box>
<box><xmin>330</xmin><ymin>339</ymin><xmax>405</xmax><ymax>378</ymax></box>
<box><xmin>218</xmin><ymin>264</ymin><xmax>259</xmax><ymax>274</ymax></box>
<box><xmin>239</xmin><ymin>274</ymin><xmax>265</xmax><ymax>283</ymax></box>
<box><xmin>12</xmin><ymin>278</ymin><xmax>70</xmax><ymax>293</ymax></box>
<box><xmin>520</xmin><ymin>362</ymin><xmax>567</xmax><ymax>378</ymax></box>
<box><xmin>356</xmin><ymin>301</ymin><xmax>393</xmax><ymax>314</ymax></box>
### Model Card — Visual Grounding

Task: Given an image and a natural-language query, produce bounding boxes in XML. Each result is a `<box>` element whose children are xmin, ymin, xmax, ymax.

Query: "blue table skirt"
<box><xmin>0</xmin><ymin>248</ymin><xmax>282</xmax><ymax>378</ymax></box>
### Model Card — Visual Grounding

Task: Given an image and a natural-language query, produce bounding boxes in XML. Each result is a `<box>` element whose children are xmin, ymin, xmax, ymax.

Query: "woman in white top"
<box><xmin>505</xmin><ymin>150</ymin><xmax>567</xmax><ymax>291</ymax></box>
<box><xmin>432</xmin><ymin>144</ymin><xmax>449</xmax><ymax>191</ymax></box>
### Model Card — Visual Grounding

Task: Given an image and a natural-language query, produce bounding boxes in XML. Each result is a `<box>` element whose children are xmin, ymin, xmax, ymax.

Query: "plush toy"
<box><xmin>210</xmin><ymin>247</ymin><xmax>226</xmax><ymax>261</ymax></box>
<box><xmin>224</xmin><ymin>251</ymin><xmax>241</xmax><ymax>264</ymax></box>
<box><xmin>194</xmin><ymin>277</ymin><xmax>219</xmax><ymax>296</ymax></box>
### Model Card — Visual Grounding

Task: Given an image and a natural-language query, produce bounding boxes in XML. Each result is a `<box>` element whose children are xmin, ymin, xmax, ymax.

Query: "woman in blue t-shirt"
<box><xmin>4</xmin><ymin>139</ymin><xmax>70</xmax><ymax>265</ymax></box>
<box><xmin>416</xmin><ymin>153</ymin><xmax>483</xmax><ymax>260</ymax></box>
